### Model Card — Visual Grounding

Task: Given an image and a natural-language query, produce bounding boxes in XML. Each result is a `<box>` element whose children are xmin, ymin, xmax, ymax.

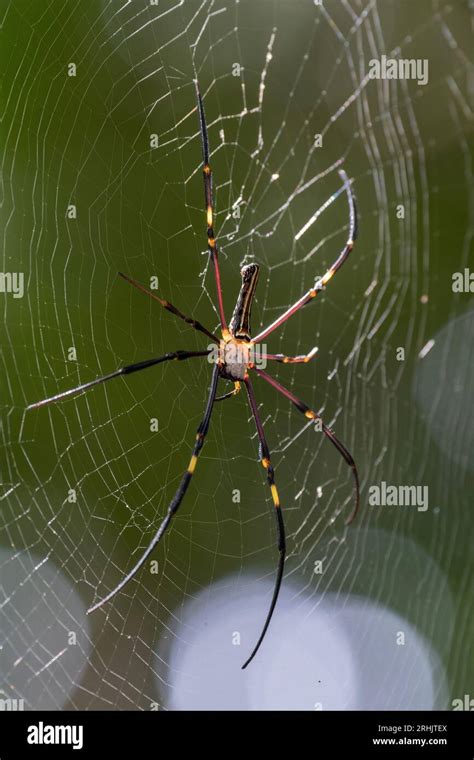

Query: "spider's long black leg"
<box><xmin>253</xmin><ymin>169</ymin><xmax>357</xmax><ymax>344</ymax></box>
<box><xmin>241</xmin><ymin>374</ymin><xmax>286</xmax><ymax>670</ymax></box>
<box><xmin>254</xmin><ymin>368</ymin><xmax>360</xmax><ymax>525</ymax></box>
<box><xmin>119</xmin><ymin>271</ymin><xmax>219</xmax><ymax>343</ymax></box>
<box><xmin>194</xmin><ymin>80</ymin><xmax>228</xmax><ymax>333</ymax></box>
<box><xmin>26</xmin><ymin>350</ymin><xmax>211</xmax><ymax>410</ymax></box>
<box><xmin>87</xmin><ymin>364</ymin><xmax>220</xmax><ymax>614</ymax></box>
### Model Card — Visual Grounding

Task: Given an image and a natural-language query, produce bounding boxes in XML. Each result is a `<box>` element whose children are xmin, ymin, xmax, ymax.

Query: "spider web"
<box><xmin>1</xmin><ymin>0</ymin><xmax>473</xmax><ymax>710</ymax></box>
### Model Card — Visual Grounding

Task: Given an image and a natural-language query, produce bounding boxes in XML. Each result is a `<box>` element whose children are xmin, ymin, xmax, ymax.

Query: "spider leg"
<box><xmin>86</xmin><ymin>364</ymin><xmax>220</xmax><ymax>614</ymax></box>
<box><xmin>215</xmin><ymin>380</ymin><xmax>241</xmax><ymax>402</ymax></box>
<box><xmin>119</xmin><ymin>271</ymin><xmax>219</xmax><ymax>343</ymax></box>
<box><xmin>241</xmin><ymin>374</ymin><xmax>285</xmax><ymax>670</ymax></box>
<box><xmin>26</xmin><ymin>350</ymin><xmax>211</xmax><ymax>410</ymax></box>
<box><xmin>260</xmin><ymin>346</ymin><xmax>318</xmax><ymax>364</ymax></box>
<box><xmin>254</xmin><ymin>368</ymin><xmax>359</xmax><ymax>525</ymax></box>
<box><xmin>194</xmin><ymin>80</ymin><xmax>228</xmax><ymax>333</ymax></box>
<box><xmin>252</xmin><ymin>169</ymin><xmax>357</xmax><ymax>344</ymax></box>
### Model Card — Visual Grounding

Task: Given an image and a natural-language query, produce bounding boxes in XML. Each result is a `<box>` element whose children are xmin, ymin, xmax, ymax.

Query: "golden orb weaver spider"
<box><xmin>27</xmin><ymin>81</ymin><xmax>360</xmax><ymax>669</ymax></box>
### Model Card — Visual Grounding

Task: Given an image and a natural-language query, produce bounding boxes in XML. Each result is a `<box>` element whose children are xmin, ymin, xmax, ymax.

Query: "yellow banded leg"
<box><xmin>242</xmin><ymin>377</ymin><xmax>286</xmax><ymax>669</ymax></box>
<box><xmin>86</xmin><ymin>366</ymin><xmax>220</xmax><ymax>616</ymax></box>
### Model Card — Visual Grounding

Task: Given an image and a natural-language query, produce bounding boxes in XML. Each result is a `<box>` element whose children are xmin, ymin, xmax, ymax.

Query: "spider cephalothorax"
<box><xmin>228</xmin><ymin>262</ymin><xmax>259</xmax><ymax>340</ymax></box>
<box><xmin>27</xmin><ymin>80</ymin><xmax>360</xmax><ymax>670</ymax></box>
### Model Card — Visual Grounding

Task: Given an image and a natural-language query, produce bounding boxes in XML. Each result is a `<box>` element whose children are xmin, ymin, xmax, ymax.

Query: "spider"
<box><xmin>27</xmin><ymin>81</ymin><xmax>360</xmax><ymax>669</ymax></box>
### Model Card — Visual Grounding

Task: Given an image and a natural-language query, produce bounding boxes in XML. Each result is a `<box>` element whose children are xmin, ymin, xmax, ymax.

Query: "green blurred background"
<box><xmin>1</xmin><ymin>0</ymin><xmax>473</xmax><ymax>709</ymax></box>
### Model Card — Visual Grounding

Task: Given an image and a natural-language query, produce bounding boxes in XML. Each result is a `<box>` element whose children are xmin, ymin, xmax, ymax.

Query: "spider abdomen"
<box><xmin>218</xmin><ymin>338</ymin><xmax>251</xmax><ymax>381</ymax></box>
